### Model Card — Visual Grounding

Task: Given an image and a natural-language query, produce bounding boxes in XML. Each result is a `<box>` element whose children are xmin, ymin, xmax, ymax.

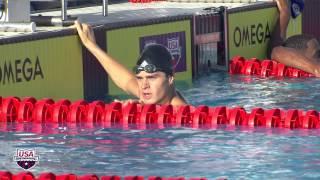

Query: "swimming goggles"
<box><xmin>134</xmin><ymin>64</ymin><xmax>164</xmax><ymax>74</ymax></box>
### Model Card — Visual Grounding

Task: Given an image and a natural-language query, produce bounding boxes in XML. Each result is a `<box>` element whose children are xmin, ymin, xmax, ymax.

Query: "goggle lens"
<box><xmin>134</xmin><ymin>64</ymin><xmax>161</xmax><ymax>74</ymax></box>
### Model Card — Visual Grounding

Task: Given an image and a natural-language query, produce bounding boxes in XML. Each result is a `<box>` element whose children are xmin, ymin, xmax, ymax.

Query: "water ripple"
<box><xmin>183</xmin><ymin>72</ymin><xmax>320</xmax><ymax>111</ymax></box>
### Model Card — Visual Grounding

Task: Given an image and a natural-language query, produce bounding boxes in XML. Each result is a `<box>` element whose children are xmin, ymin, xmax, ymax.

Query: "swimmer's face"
<box><xmin>305</xmin><ymin>38</ymin><xmax>320</xmax><ymax>61</ymax></box>
<box><xmin>135</xmin><ymin>71</ymin><xmax>174</xmax><ymax>104</ymax></box>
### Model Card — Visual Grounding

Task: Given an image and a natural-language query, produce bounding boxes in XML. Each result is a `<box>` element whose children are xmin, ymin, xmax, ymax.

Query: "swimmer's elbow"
<box><xmin>271</xmin><ymin>46</ymin><xmax>282</xmax><ymax>60</ymax></box>
<box><xmin>271</xmin><ymin>47</ymin><xmax>279</xmax><ymax>60</ymax></box>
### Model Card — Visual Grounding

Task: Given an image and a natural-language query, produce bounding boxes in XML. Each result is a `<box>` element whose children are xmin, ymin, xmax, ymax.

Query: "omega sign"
<box><xmin>0</xmin><ymin>56</ymin><xmax>44</xmax><ymax>85</ymax></box>
<box><xmin>233</xmin><ymin>22</ymin><xmax>271</xmax><ymax>47</ymax></box>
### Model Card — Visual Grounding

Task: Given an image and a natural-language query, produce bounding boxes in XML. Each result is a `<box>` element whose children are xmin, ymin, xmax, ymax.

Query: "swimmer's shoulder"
<box><xmin>171</xmin><ymin>91</ymin><xmax>188</xmax><ymax>106</ymax></box>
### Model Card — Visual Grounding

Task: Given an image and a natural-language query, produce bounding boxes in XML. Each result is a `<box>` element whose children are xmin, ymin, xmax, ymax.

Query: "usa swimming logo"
<box><xmin>167</xmin><ymin>37</ymin><xmax>181</xmax><ymax>69</ymax></box>
<box><xmin>13</xmin><ymin>149</ymin><xmax>40</xmax><ymax>170</ymax></box>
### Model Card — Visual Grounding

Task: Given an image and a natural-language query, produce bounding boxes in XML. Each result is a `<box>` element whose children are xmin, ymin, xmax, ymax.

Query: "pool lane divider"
<box><xmin>0</xmin><ymin>171</ymin><xmax>207</xmax><ymax>180</ymax></box>
<box><xmin>0</xmin><ymin>96</ymin><xmax>319</xmax><ymax>129</ymax></box>
<box><xmin>229</xmin><ymin>56</ymin><xmax>315</xmax><ymax>78</ymax></box>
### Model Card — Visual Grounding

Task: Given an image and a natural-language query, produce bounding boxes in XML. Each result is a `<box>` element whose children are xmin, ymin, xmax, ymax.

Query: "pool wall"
<box><xmin>0</xmin><ymin>2</ymin><xmax>306</xmax><ymax>101</ymax></box>
<box><xmin>226</xmin><ymin>3</ymin><xmax>302</xmax><ymax>61</ymax></box>
<box><xmin>0</xmin><ymin>15</ymin><xmax>194</xmax><ymax>101</ymax></box>
<box><xmin>0</xmin><ymin>34</ymin><xmax>84</xmax><ymax>101</ymax></box>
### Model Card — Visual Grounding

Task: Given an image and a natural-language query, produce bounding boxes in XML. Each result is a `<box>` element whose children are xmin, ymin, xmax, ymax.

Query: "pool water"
<box><xmin>184</xmin><ymin>72</ymin><xmax>320</xmax><ymax>111</ymax></box>
<box><xmin>1</xmin><ymin>72</ymin><xmax>320</xmax><ymax>179</ymax></box>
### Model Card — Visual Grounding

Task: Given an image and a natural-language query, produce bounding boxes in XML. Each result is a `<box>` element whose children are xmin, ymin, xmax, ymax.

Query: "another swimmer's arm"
<box><xmin>268</xmin><ymin>0</ymin><xmax>290</xmax><ymax>57</ymax></box>
<box><xmin>275</xmin><ymin>0</ymin><xmax>290</xmax><ymax>40</ymax></box>
<box><xmin>75</xmin><ymin>21</ymin><xmax>139</xmax><ymax>97</ymax></box>
<box><xmin>271</xmin><ymin>46</ymin><xmax>320</xmax><ymax>77</ymax></box>
<box><xmin>267</xmin><ymin>0</ymin><xmax>290</xmax><ymax>58</ymax></box>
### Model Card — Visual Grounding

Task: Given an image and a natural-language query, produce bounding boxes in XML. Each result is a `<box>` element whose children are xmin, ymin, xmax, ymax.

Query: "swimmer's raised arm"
<box><xmin>75</xmin><ymin>21</ymin><xmax>139</xmax><ymax>97</ymax></box>
<box><xmin>275</xmin><ymin>0</ymin><xmax>290</xmax><ymax>41</ymax></box>
<box><xmin>268</xmin><ymin>0</ymin><xmax>290</xmax><ymax>54</ymax></box>
<box><xmin>76</xmin><ymin>21</ymin><xmax>187</xmax><ymax>105</ymax></box>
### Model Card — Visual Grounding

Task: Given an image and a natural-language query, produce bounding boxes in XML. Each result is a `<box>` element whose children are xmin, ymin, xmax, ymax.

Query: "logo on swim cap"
<box><xmin>139</xmin><ymin>60</ymin><xmax>149</xmax><ymax>68</ymax></box>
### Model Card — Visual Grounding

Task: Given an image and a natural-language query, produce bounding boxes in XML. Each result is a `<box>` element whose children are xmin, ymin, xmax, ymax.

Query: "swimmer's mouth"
<box><xmin>143</xmin><ymin>93</ymin><xmax>152</xmax><ymax>99</ymax></box>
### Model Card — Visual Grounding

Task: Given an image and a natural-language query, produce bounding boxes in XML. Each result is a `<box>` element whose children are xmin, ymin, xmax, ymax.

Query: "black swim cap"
<box><xmin>135</xmin><ymin>44</ymin><xmax>173</xmax><ymax>75</ymax></box>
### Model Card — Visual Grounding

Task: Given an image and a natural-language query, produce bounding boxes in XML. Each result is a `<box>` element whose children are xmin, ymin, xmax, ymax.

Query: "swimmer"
<box><xmin>75</xmin><ymin>21</ymin><xmax>187</xmax><ymax>105</ymax></box>
<box><xmin>270</xmin><ymin>0</ymin><xmax>320</xmax><ymax>77</ymax></box>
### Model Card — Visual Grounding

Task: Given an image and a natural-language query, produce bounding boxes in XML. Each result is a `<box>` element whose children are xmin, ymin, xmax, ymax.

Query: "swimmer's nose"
<box><xmin>142</xmin><ymin>78</ymin><xmax>150</xmax><ymax>89</ymax></box>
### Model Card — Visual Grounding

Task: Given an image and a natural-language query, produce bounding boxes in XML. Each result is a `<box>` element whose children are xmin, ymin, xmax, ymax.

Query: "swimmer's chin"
<box><xmin>139</xmin><ymin>98</ymin><xmax>157</xmax><ymax>105</ymax></box>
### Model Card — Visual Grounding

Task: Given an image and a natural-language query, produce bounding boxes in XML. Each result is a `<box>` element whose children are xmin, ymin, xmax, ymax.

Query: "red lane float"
<box><xmin>192</xmin><ymin>105</ymin><xmax>210</xmax><ymax>128</ymax></box>
<box><xmin>228</xmin><ymin>107</ymin><xmax>247</xmax><ymax>126</ymax></box>
<box><xmin>265</xmin><ymin>109</ymin><xmax>282</xmax><ymax>128</ymax></box>
<box><xmin>18</xmin><ymin>97</ymin><xmax>36</xmax><ymax>122</ymax></box>
<box><xmin>0</xmin><ymin>171</ymin><xmax>206</xmax><ymax>180</ymax></box>
<box><xmin>175</xmin><ymin>105</ymin><xmax>193</xmax><ymax>127</ymax></box>
<box><xmin>68</xmin><ymin>100</ymin><xmax>88</xmax><ymax>124</ymax></box>
<box><xmin>104</xmin><ymin>102</ymin><xmax>123</xmax><ymax>126</ymax></box>
<box><xmin>302</xmin><ymin>110</ymin><xmax>319</xmax><ymax>128</ymax></box>
<box><xmin>248</xmin><ymin>108</ymin><xmax>265</xmax><ymax>127</ymax></box>
<box><xmin>229</xmin><ymin>56</ymin><xmax>315</xmax><ymax>78</ymax></box>
<box><xmin>0</xmin><ymin>96</ymin><xmax>319</xmax><ymax>129</ymax></box>
<box><xmin>0</xmin><ymin>96</ymin><xmax>20</xmax><ymax>122</ymax></box>
<box><xmin>52</xmin><ymin>99</ymin><xmax>71</xmax><ymax>124</ymax></box>
<box><xmin>33</xmin><ymin>98</ymin><xmax>54</xmax><ymax>123</ymax></box>
<box><xmin>210</xmin><ymin>106</ymin><xmax>228</xmax><ymax>125</ymax></box>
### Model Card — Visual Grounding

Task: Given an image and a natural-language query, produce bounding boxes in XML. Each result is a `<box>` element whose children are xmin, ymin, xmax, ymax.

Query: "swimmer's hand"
<box><xmin>75</xmin><ymin>20</ymin><xmax>97</xmax><ymax>47</ymax></box>
<box><xmin>114</xmin><ymin>99</ymin><xmax>143</xmax><ymax>106</ymax></box>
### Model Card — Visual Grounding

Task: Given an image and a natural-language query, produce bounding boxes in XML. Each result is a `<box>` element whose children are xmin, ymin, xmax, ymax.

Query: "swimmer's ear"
<box><xmin>168</xmin><ymin>76</ymin><xmax>174</xmax><ymax>85</ymax></box>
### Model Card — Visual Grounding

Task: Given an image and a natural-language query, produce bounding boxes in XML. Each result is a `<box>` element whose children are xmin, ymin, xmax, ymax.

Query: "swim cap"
<box><xmin>135</xmin><ymin>44</ymin><xmax>173</xmax><ymax>75</ymax></box>
<box><xmin>290</xmin><ymin>0</ymin><xmax>304</xmax><ymax>19</ymax></box>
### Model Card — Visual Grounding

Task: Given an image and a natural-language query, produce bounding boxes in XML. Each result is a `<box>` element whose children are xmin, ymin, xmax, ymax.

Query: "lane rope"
<box><xmin>229</xmin><ymin>56</ymin><xmax>314</xmax><ymax>78</ymax></box>
<box><xmin>1</xmin><ymin>96</ymin><xmax>319</xmax><ymax>129</ymax></box>
<box><xmin>0</xmin><ymin>171</ymin><xmax>207</xmax><ymax>180</ymax></box>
